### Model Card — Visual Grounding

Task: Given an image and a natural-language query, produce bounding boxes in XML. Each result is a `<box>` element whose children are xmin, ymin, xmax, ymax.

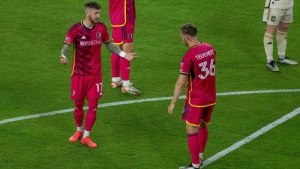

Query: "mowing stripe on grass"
<box><xmin>0</xmin><ymin>89</ymin><xmax>299</xmax><ymax>125</ymax></box>
<box><xmin>203</xmin><ymin>107</ymin><xmax>300</xmax><ymax>166</ymax></box>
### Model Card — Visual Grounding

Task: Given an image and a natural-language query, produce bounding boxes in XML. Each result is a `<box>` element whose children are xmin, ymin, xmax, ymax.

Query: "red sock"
<box><xmin>120</xmin><ymin>57</ymin><xmax>131</xmax><ymax>81</ymax></box>
<box><xmin>188</xmin><ymin>133</ymin><xmax>200</xmax><ymax>164</ymax></box>
<box><xmin>111</xmin><ymin>53</ymin><xmax>120</xmax><ymax>78</ymax></box>
<box><xmin>198</xmin><ymin>127</ymin><xmax>208</xmax><ymax>153</ymax></box>
<box><xmin>84</xmin><ymin>99</ymin><xmax>98</xmax><ymax>131</ymax></box>
<box><xmin>74</xmin><ymin>100</ymin><xmax>84</xmax><ymax>127</ymax></box>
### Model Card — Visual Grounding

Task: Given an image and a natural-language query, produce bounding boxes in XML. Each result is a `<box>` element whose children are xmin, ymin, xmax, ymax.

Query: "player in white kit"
<box><xmin>263</xmin><ymin>0</ymin><xmax>297</xmax><ymax>72</ymax></box>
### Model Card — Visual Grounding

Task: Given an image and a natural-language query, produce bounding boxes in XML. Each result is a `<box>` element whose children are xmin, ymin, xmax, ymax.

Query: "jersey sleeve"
<box><xmin>180</xmin><ymin>53</ymin><xmax>192</xmax><ymax>75</ymax></box>
<box><xmin>102</xmin><ymin>24</ymin><xmax>111</xmax><ymax>43</ymax></box>
<box><xmin>64</xmin><ymin>26</ymin><xmax>77</xmax><ymax>45</ymax></box>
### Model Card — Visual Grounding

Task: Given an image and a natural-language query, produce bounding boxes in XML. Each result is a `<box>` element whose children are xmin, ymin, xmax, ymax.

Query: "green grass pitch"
<box><xmin>0</xmin><ymin>0</ymin><xmax>299</xmax><ymax>168</ymax></box>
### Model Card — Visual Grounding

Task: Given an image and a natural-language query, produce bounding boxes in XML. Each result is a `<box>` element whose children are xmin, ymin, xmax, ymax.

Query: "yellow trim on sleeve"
<box><xmin>180</xmin><ymin>72</ymin><xmax>189</xmax><ymax>75</ymax></box>
<box><xmin>64</xmin><ymin>41</ymin><xmax>73</xmax><ymax>46</ymax></box>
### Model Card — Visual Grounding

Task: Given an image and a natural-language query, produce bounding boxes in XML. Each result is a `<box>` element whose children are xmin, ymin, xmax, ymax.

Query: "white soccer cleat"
<box><xmin>277</xmin><ymin>56</ymin><xmax>298</xmax><ymax>65</ymax></box>
<box><xmin>121</xmin><ymin>85</ymin><xmax>141</xmax><ymax>96</ymax></box>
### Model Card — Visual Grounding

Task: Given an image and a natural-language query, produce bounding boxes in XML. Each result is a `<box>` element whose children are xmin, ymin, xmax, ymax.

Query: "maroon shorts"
<box><xmin>181</xmin><ymin>101</ymin><xmax>215</xmax><ymax>126</ymax></box>
<box><xmin>112</xmin><ymin>23</ymin><xmax>135</xmax><ymax>45</ymax></box>
<box><xmin>70</xmin><ymin>75</ymin><xmax>103</xmax><ymax>100</ymax></box>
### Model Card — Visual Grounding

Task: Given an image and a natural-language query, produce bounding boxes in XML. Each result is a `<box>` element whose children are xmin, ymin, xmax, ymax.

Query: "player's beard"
<box><xmin>184</xmin><ymin>39</ymin><xmax>188</xmax><ymax>46</ymax></box>
<box><xmin>89</xmin><ymin>16</ymin><xmax>99</xmax><ymax>24</ymax></box>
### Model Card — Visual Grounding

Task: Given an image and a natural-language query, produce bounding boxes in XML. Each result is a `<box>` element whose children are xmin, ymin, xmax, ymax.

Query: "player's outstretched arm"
<box><xmin>168</xmin><ymin>74</ymin><xmax>187</xmax><ymax>115</ymax></box>
<box><xmin>104</xmin><ymin>41</ymin><xmax>138</xmax><ymax>61</ymax></box>
<box><xmin>59</xmin><ymin>44</ymin><xmax>69</xmax><ymax>65</ymax></box>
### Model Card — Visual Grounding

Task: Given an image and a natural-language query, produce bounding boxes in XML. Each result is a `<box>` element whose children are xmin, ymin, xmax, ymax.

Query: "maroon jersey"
<box><xmin>109</xmin><ymin>0</ymin><xmax>136</xmax><ymax>27</ymax></box>
<box><xmin>64</xmin><ymin>21</ymin><xmax>111</xmax><ymax>76</ymax></box>
<box><xmin>180</xmin><ymin>43</ymin><xmax>216</xmax><ymax>107</ymax></box>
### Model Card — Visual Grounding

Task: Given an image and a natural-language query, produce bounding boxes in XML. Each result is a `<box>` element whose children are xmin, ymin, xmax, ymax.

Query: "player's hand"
<box><xmin>59</xmin><ymin>55</ymin><xmax>68</xmax><ymax>65</ymax></box>
<box><xmin>168</xmin><ymin>103</ymin><xmax>175</xmax><ymax>115</ymax></box>
<box><xmin>124</xmin><ymin>53</ymin><xmax>138</xmax><ymax>61</ymax></box>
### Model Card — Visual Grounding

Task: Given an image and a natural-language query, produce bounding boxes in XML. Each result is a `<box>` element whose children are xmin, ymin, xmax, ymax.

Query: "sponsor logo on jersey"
<box><xmin>81</xmin><ymin>36</ymin><xmax>86</xmax><ymax>40</ymax></box>
<box><xmin>80</xmin><ymin>40</ymin><xmax>102</xmax><ymax>46</ymax></box>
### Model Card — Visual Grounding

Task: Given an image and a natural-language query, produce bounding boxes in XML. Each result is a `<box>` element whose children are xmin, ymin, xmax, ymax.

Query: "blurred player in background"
<box><xmin>263</xmin><ymin>0</ymin><xmax>297</xmax><ymax>72</ymax></box>
<box><xmin>59</xmin><ymin>1</ymin><xmax>138</xmax><ymax>148</ymax></box>
<box><xmin>109</xmin><ymin>0</ymin><xmax>141</xmax><ymax>96</ymax></box>
<box><xmin>168</xmin><ymin>23</ymin><xmax>216</xmax><ymax>169</ymax></box>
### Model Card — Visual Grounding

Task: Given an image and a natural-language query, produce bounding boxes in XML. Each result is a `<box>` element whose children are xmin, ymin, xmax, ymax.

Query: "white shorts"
<box><xmin>267</xmin><ymin>7</ymin><xmax>293</xmax><ymax>25</ymax></box>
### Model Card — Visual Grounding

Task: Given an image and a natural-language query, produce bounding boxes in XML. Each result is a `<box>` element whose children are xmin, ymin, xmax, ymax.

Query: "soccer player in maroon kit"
<box><xmin>168</xmin><ymin>23</ymin><xmax>216</xmax><ymax>169</ymax></box>
<box><xmin>109</xmin><ymin>0</ymin><xmax>141</xmax><ymax>96</ymax></box>
<box><xmin>59</xmin><ymin>1</ymin><xmax>138</xmax><ymax>148</ymax></box>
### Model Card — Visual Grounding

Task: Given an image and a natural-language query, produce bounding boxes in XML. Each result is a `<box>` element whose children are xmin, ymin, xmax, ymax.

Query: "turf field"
<box><xmin>0</xmin><ymin>0</ymin><xmax>299</xmax><ymax>168</ymax></box>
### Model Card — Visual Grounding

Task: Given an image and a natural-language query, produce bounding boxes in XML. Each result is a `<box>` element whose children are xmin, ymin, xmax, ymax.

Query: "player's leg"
<box><xmin>80</xmin><ymin>75</ymin><xmax>102</xmax><ymax>148</ymax></box>
<box><xmin>81</xmin><ymin>98</ymin><xmax>98</xmax><ymax>148</ymax></box>
<box><xmin>276</xmin><ymin>7</ymin><xmax>297</xmax><ymax>65</ymax></box>
<box><xmin>69</xmin><ymin>100</ymin><xmax>84</xmax><ymax>142</ymax></box>
<box><xmin>180</xmin><ymin>105</ymin><xmax>202</xmax><ymax>169</ymax></box>
<box><xmin>197</xmin><ymin>105</ymin><xmax>214</xmax><ymax>169</ymax></box>
<box><xmin>69</xmin><ymin>75</ymin><xmax>86</xmax><ymax>142</ymax></box>
<box><xmin>111</xmin><ymin>27</ymin><xmax>122</xmax><ymax>88</ymax></box>
<box><xmin>119</xmin><ymin>23</ymin><xmax>141</xmax><ymax>96</ymax></box>
<box><xmin>264</xmin><ymin>8</ymin><xmax>281</xmax><ymax>71</ymax></box>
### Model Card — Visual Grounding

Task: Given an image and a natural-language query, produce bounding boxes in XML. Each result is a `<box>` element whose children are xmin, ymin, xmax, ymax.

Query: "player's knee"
<box><xmin>200</xmin><ymin>121</ymin><xmax>207</xmax><ymax>128</ymax></box>
<box><xmin>186</xmin><ymin>123</ymin><xmax>199</xmax><ymax>134</ymax></box>
<box><xmin>88</xmin><ymin>99</ymin><xmax>99</xmax><ymax>112</ymax></box>
<box><xmin>266</xmin><ymin>25</ymin><xmax>277</xmax><ymax>35</ymax></box>
<box><xmin>278</xmin><ymin>23</ymin><xmax>289</xmax><ymax>32</ymax></box>
<box><xmin>75</xmin><ymin>100</ymin><xmax>84</xmax><ymax>110</ymax></box>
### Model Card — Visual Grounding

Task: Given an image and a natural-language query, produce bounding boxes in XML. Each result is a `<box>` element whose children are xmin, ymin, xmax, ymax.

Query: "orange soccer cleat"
<box><xmin>81</xmin><ymin>136</ymin><xmax>97</xmax><ymax>148</ymax></box>
<box><xmin>69</xmin><ymin>131</ymin><xmax>83</xmax><ymax>142</ymax></box>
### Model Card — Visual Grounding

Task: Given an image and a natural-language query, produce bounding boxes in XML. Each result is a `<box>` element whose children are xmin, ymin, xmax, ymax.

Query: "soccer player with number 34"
<box><xmin>168</xmin><ymin>23</ymin><xmax>216</xmax><ymax>169</ymax></box>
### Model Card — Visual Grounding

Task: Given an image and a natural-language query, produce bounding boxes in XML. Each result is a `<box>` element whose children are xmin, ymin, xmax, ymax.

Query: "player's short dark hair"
<box><xmin>85</xmin><ymin>1</ymin><xmax>101</xmax><ymax>10</ymax></box>
<box><xmin>180</xmin><ymin>23</ymin><xmax>197</xmax><ymax>37</ymax></box>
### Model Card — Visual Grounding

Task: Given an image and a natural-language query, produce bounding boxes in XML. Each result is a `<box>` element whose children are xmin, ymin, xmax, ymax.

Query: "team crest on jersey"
<box><xmin>128</xmin><ymin>33</ymin><xmax>133</xmax><ymax>40</ymax></box>
<box><xmin>96</xmin><ymin>32</ymin><xmax>101</xmax><ymax>39</ymax></box>
<box><xmin>71</xmin><ymin>89</ymin><xmax>75</xmax><ymax>96</ymax></box>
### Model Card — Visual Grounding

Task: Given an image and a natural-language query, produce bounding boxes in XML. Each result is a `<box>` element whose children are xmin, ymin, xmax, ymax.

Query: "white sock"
<box><xmin>122</xmin><ymin>80</ymin><xmax>130</xmax><ymax>87</ymax></box>
<box><xmin>83</xmin><ymin>130</ymin><xmax>90</xmax><ymax>138</ymax></box>
<box><xmin>192</xmin><ymin>163</ymin><xmax>200</xmax><ymax>168</ymax></box>
<box><xmin>264</xmin><ymin>32</ymin><xmax>274</xmax><ymax>61</ymax></box>
<box><xmin>199</xmin><ymin>153</ymin><xmax>203</xmax><ymax>159</ymax></box>
<box><xmin>77</xmin><ymin>126</ymin><xmax>83</xmax><ymax>132</ymax></box>
<box><xmin>112</xmin><ymin>77</ymin><xmax>121</xmax><ymax>82</ymax></box>
<box><xmin>277</xmin><ymin>30</ymin><xmax>287</xmax><ymax>58</ymax></box>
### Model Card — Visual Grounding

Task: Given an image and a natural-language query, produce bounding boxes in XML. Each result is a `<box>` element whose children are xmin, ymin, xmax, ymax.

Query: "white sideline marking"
<box><xmin>0</xmin><ymin>89</ymin><xmax>300</xmax><ymax>125</ymax></box>
<box><xmin>203</xmin><ymin>107</ymin><xmax>300</xmax><ymax>166</ymax></box>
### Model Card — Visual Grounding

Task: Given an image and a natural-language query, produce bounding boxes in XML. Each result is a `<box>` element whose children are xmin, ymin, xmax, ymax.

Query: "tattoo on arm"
<box><xmin>105</xmin><ymin>41</ymin><xmax>122</xmax><ymax>55</ymax></box>
<box><xmin>61</xmin><ymin>44</ymin><xmax>70</xmax><ymax>57</ymax></box>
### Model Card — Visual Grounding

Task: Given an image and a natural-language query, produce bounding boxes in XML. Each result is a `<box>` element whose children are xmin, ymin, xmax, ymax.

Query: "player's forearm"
<box><xmin>61</xmin><ymin>44</ymin><xmax>70</xmax><ymax>58</ymax></box>
<box><xmin>171</xmin><ymin>82</ymin><xmax>184</xmax><ymax>105</ymax></box>
<box><xmin>105</xmin><ymin>41</ymin><xmax>126</xmax><ymax>57</ymax></box>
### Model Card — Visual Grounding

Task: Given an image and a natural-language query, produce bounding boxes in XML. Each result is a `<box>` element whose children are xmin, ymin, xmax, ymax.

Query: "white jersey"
<box><xmin>270</xmin><ymin>0</ymin><xmax>294</xmax><ymax>9</ymax></box>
